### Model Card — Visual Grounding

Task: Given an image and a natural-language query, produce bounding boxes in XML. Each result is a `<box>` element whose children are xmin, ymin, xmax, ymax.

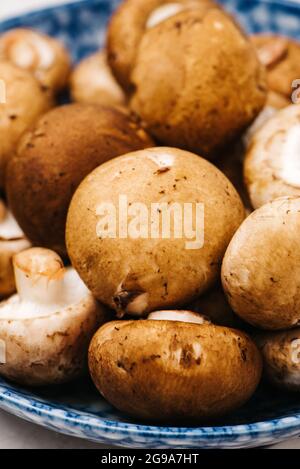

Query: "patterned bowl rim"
<box><xmin>0</xmin><ymin>0</ymin><xmax>300</xmax><ymax>31</ymax></box>
<box><xmin>0</xmin><ymin>0</ymin><xmax>300</xmax><ymax>445</ymax></box>
<box><xmin>1</xmin><ymin>377</ymin><xmax>300</xmax><ymax>441</ymax></box>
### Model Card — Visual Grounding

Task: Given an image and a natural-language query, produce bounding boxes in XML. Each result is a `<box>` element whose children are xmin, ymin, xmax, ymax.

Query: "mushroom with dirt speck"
<box><xmin>0</xmin><ymin>247</ymin><xmax>109</xmax><ymax>386</ymax></box>
<box><xmin>122</xmin><ymin>4</ymin><xmax>266</xmax><ymax>157</ymax></box>
<box><xmin>6</xmin><ymin>103</ymin><xmax>154</xmax><ymax>256</ymax></box>
<box><xmin>222</xmin><ymin>196</ymin><xmax>300</xmax><ymax>330</ymax></box>
<box><xmin>66</xmin><ymin>147</ymin><xmax>244</xmax><ymax>317</ymax></box>
<box><xmin>88</xmin><ymin>310</ymin><xmax>262</xmax><ymax>423</ymax></box>
<box><xmin>107</xmin><ymin>0</ymin><xmax>219</xmax><ymax>91</ymax></box>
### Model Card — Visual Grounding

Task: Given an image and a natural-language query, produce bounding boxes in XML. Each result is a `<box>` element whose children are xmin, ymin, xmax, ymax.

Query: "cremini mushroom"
<box><xmin>222</xmin><ymin>196</ymin><xmax>300</xmax><ymax>330</ymax></box>
<box><xmin>70</xmin><ymin>51</ymin><xmax>126</xmax><ymax>107</ymax></box>
<box><xmin>0</xmin><ymin>60</ymin><xmax>52</xmax><ymax>190</ymax></box>
<box><xmin>217</xmin><ymin>90</ymin><xmax>290</xmax><ymax>213</ymax></box>
<box><xmin>244</xmin><ymin>105</ymin><xmax>300</xmax><ymax>209</ymax></box>
<box><xmin>0</xmin><ymin>247</ymin><xmax>108</xmax><ymax>386</ymax></box>
<box><xmin>252</xmin><ymin>34</ymin><xmax>300</xmax><ymax>99</ymax></box>
<box><xmin>129</xmin><ymin>7</ymin><xmax>266</xmax><ymax>157</ymax></box>
<box><xmin>0</xmin><ymin>28</ymin><xmax>71</xmax><ymax>95</ymax></box>
<box><xmin>107</xmin><ymin>0</ymin><xmax>218</xmax><ymax>91</ymax></box>
<box><xmin>6</xmin><ymin>103</ymin><xmax>154</xmax><ymax>256</ymax></box>
<box><xmin>66</xmin><ymin>147</ymin><xmax>244</xmax><ymax>317</ymax></box>
<box><xmin>256</xmin><ymin>329</ymin><xmax>300</xmax><ymax>391</ymax></box>
<box><xmin>0</xmin><ymin>199</ymin><xmax>30</xmax><ymax>298</ymax></box>
<box><xmin>88</xmin><ymin>310</ymin><xmax>262</xmax><ymax>423</ymax></box>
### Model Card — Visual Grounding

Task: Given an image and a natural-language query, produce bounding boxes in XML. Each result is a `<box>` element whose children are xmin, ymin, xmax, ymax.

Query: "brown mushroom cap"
<box><xmin>256</xmin><ymin>328</ymin><xmax>300</xmax><ymax>391</ymax></box>
<box><xmin>6</xmin><ymin>104</ymin><xmax>154</xmax><ymax>256</ymax></box>
<box><xmin>70</xmin><ymin>51</ymin><xmax>126</xmax><ymax>107</ymax></box>
<box><xmin>130</xmin><ymin>8</ymin><xmax>266</xmax><ymax>157</ymax></box>
<box><xmin>66</xmin><ymin>147</ymin><xmax>244</xmax><ymax>316</ymax></box>
<box><xmin>0</xmin><ymin>28</ymin><xmax>71</xmax><ymax>94</ymax></box>
<box><xmin>244</xmin><ymin>105</ymin><xmax>300</xmax><ymax>209</ymax></box>
<box><xmin>252</xmin><ymin>34</ymin><xmax>300</xmax><ymax>98</ymax></box>
<box><xmin>107</xmin><ymin>0</ymin><xmax>218</xmax><ymax>91</ymax></box>
<box><xmin>88</xmin><ymin>318</ymin><xmax>262</xmax><ymax>423</ymax></box>
<box><xmin>0</xmin><ymin>61</ymin><xmax>52</xmax><ymax>189</ymax></box>
<box><xmin>222</xmin><ymin>196</ymin><xmax>300</xmax><ymax>330</ymax></box>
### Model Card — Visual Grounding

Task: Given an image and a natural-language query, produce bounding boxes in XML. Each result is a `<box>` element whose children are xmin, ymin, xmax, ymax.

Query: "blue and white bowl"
<box><xmin>0</xmin><ymin>0</ymin><xmax>300</xmax><ymax>449</ymax></box>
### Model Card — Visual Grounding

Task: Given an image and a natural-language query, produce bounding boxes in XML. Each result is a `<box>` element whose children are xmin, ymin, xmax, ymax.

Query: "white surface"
<box><xmin>0</xmin><ymin>0</ymin><xmax>79</xmax><ymax>20</ymax></box>
<box><xmin>0</xmin><ymin>0</ymin><xmax>300</xmax><ymax>450</ymax></box>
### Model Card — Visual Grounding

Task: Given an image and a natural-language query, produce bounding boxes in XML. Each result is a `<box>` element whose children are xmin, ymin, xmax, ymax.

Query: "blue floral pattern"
<box><xmin>0</xmin><ymin>0</ymin><xmax>300</xmax><ymax>449</ymax></box>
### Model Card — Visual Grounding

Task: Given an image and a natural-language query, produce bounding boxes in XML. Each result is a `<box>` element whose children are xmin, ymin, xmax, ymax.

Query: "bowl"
<box><xmin>1</xmin><ymin>0</ymin><xmax>300</xmax><ymax>449</ymax></box>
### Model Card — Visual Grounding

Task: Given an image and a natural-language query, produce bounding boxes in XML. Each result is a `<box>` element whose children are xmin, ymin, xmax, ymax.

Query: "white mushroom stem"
<box><xmin>13</xmin><ymin>248</ymin><xmax>65</xmax><ymax>305</ymax></box>
<box><xmin>126</xmin><ymin>292</ymin><xmax>149</xmax><ymax>316</ymax></box>
<box><xmin>146</xmin><ymin>3</ymin><xmax>184</xmax><ymax>28</ymax></box>
<box><xmin>148</xmin><ymin>310</ymin><xmax>209</xmax><ymax>324</ymax></box>
<box><xmin>0</xmin><ymin>203</ymin><xmax>24</xmax><ymax>240</ymax></box>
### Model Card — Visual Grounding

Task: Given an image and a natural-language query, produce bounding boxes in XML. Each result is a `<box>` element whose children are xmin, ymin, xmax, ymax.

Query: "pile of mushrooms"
<box><xmin>1</xmin><ymin>0</ymin><xmax>300</xmax><ymax>424</ymax></box>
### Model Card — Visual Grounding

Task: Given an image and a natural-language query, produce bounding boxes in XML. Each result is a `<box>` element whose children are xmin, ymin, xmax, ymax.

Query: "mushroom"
<box><xmin>222</xmin><ymin>196</ymin><xmax>300</xmax><ymax>330</ymax></box>
<box><xmin>88</xmin><ymin>310</ymin><xmax>262</xmax><ymax>423</ymax></box>
<box><xmin>0</xmin><ymin>199</ymin><xmax>31</xmax><ymax>298</ymax></box>
<box><xmin>107</xmin><ymin>0</ymin><xmax>218</xmax><ymax>91</ymax></box>
<box><xmin>252</xmin><ymin>34</ymin><xmax>300</xmax><ymax>99</ymax></box>
<box><xmin>0</xmin><ymin>247</ymin><xmax>108</xmax><ymax>386</ymax></box>
<box><xmin>0</xmin><ymin>28</ymin><xmax>71</xmax><ymax>95</ymax></box>
<box><xmin>70</xmin><ymin>51</ymin><xmax>126</xmax><ymax>107</ymax></box>
<box><xmin>255</xmin><ymin>329</ymin><xmax>300</xmax><ymax>392</ymax></box>
<box><xmin>216</xmin><ymin>91</ymin><xmax>290</xmax><ymax>212</ymax></box>
<box><xmin>129</xmin><ymin>7</ymin><xmax>267</xmax><ymax>157</ymax></box>
<box><xmin>244</xmin><ymin>105</ymin><xmax>300</xmax><ymax>209</ymax></box>
<box><xmin>0</xmin><ymin>61</ymin><xmax>52</xmax><ymax>190</ymax></box>
<box><xmin>6</xmin><ymin>103</ymin><xmax>154</xmax><ymax>256</ymax></box>
<box><xmin>66</xmin><ymin>147</ymin><xmax>244</xmax><ymax>317</ymax></box>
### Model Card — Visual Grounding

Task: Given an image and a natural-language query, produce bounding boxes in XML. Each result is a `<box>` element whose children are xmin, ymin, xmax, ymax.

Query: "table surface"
<box><xmin>0</xmin><ymin>0</ymin><xmax>300</xmax><ymax>450</ymax></box>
